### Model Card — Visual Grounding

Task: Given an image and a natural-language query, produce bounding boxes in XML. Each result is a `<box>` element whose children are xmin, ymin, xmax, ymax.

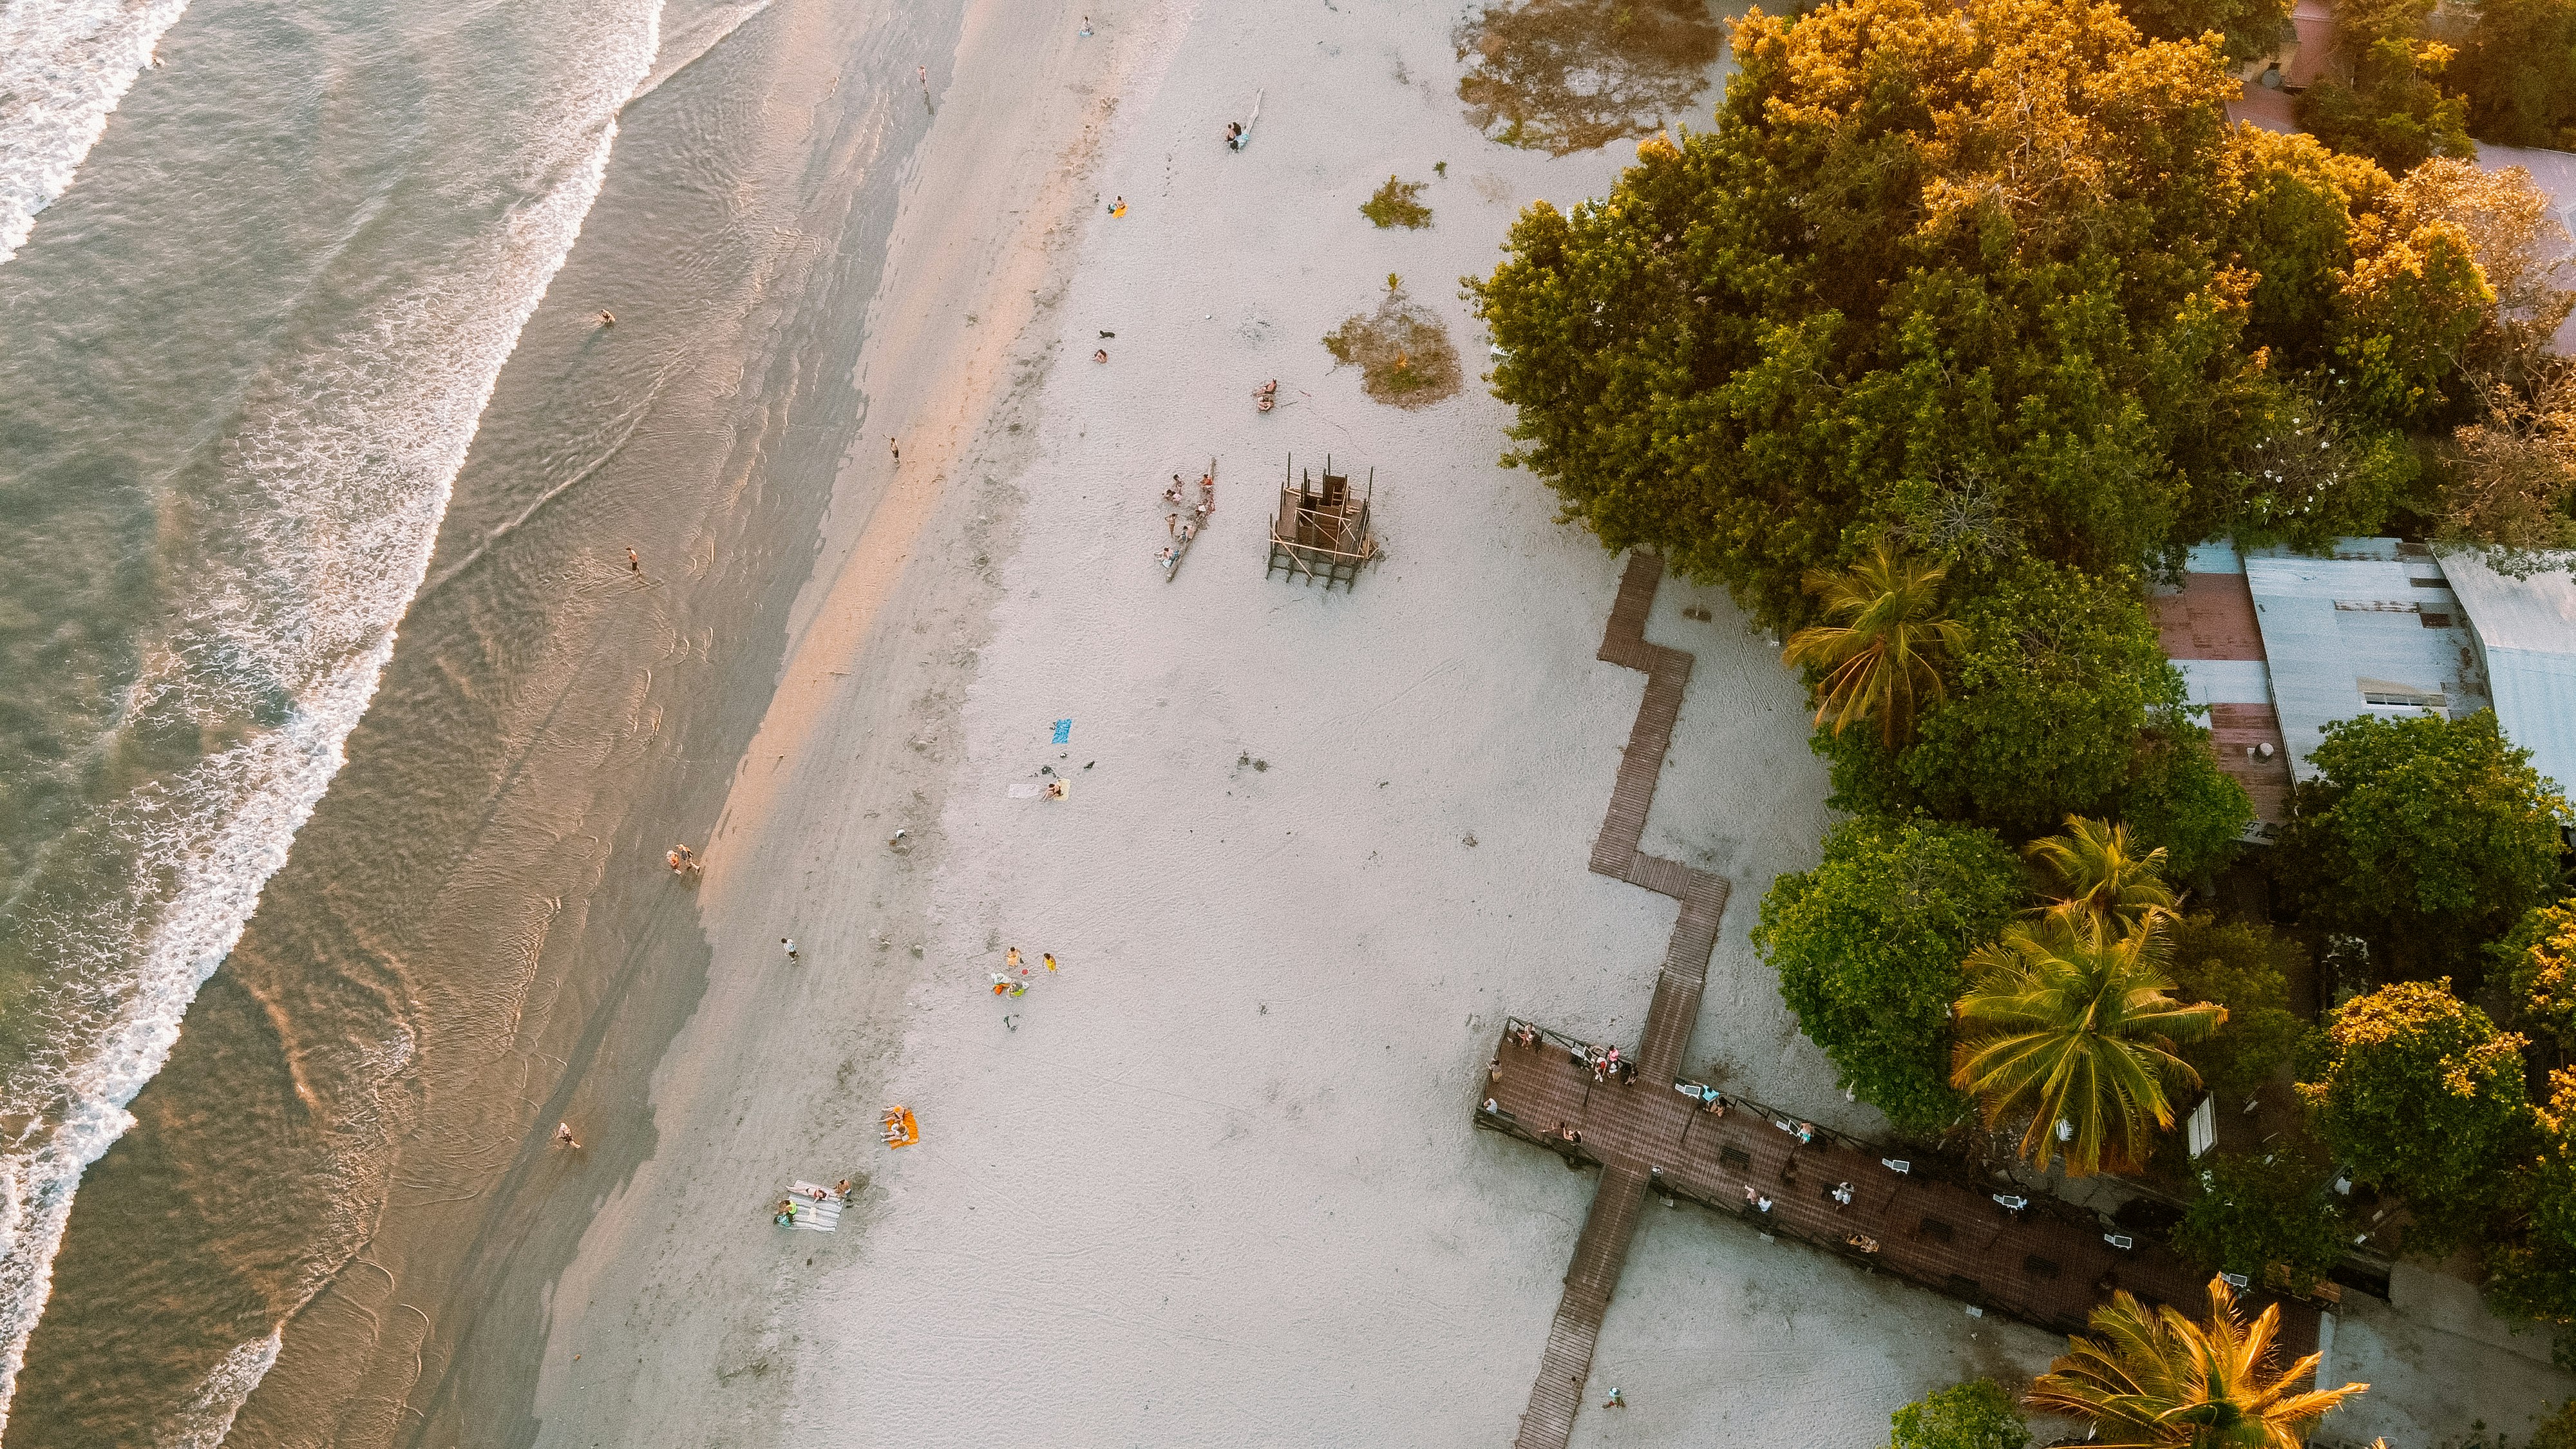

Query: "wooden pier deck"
<box><xmin>1486</xmin><ymin>553</ymin><xmax>2315</xmax><ymax>1448</ymax></box>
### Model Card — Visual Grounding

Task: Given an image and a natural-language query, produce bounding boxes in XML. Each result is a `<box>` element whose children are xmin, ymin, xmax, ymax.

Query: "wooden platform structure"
<box><xmin>1265</xmin><ymin>455</ymin><xmax>1378</xmax><ymax>589</ymax></box>
<box><xmin>1481</xmin><ymin>553</ymin><xmax>2319</xmax><ymax>1449</ymax></box>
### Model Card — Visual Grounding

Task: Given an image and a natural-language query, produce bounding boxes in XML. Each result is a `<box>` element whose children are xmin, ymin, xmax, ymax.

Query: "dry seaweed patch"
<box><xmin>1361</xmin><ymin>175</ymin><xmax>1434</xmax><ymax>229</ymax></box>
<box><xmin>1455</xmin><ymin>0</ymin><xmax>1727</xmax><ymax>155</ymax></box>
<box><xmin>1323</xmin><ymin>283</ymin><xmax>1463</xmax><ymax>408</ymax></box>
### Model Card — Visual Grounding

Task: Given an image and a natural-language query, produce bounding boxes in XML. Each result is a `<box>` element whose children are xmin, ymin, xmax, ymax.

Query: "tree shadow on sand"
<box><xmin>1455</xmin><ymin>0</ymin><xmax>1729</xmax><ymax>155</ymax></box>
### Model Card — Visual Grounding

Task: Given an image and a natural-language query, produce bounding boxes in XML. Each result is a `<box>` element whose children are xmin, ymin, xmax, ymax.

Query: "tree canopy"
<box><xmin>2027</xmin><ymin>1275</ymin><xmax>2367</xmax><ymax>1441</ymax></box>
<box><xmin>2297</xmin><ymin>978</ymin><xmax>2531</xmax><ymax>1234</ymax></box>
<box><xmin>1470</xmin><ymin>0</ymin><xmax>2268</xmax><ymax>627</ymax></box>
<box><xmin>1754</xmin><ymin>817</ymin><xmax>2025</xmax><ymax>1133</ymax></box>
<box><xmin>2456</xmin><ymin>0</ymin><xmax>2576</xmax><ymax>149</ymax></box>
<box><xmin>2119</xmin><ymin>0</ymin><xmax>2292</xmax><ymax>62</ymax></box>
<box><xmin>1952</xmin><ymin>913</ymin><xmax>2223</xmax><ymax>1175</ymax></box>
<box><xmin>1466</xmin><ymin>0</ymin><xmax>2517</xmax><ymax>625</ymax></box>
<box><xmin>2164</xmin><ymin>913</ymin><xmax>2308</xmax><ymax>1104</ymax></box>
<box><xmin>2275</xmin><ymin>711</ymin><xmax>2572</xmax><ymax>984</ymax></box>
<box><xmin>2294</xmin><ymin>0</ymin><xmax>2475</xmax><ymax>175</ymax></box>
<box><xmin>2505</xmin><ymin>900</ymin><xmax>2576</xmax><ymax>1057</ymax></box>
<box><xmin>2174</xmin><ymin>1149</ymin><xmax>2351</xmax><ymax>1296</ymax></box>
<box><xmin>2488</xmin><ymin>1070</ymin><xmax>2576</xmax><ymax>1331</ymax></box>
<box><xmin>1781</xmin><ymin>544</ymin><xmax>1965</xmax><ymax>746</ymax></box>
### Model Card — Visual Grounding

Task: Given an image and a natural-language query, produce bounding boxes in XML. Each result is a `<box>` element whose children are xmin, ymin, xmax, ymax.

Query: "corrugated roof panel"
<box><xmin>2246</xmin><ymin>551</ymin><xmax>2492</xmax><ymax>780</ymax></box>
<box><xmin>2441</xmin><ymin>551</ymin><xmax>2576</xmax><ymax>796</ymax></box>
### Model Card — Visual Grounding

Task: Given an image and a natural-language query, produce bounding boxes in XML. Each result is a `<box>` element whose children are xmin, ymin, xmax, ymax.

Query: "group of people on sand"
<box><xmin>665</xmin><ymin>842</ymin><xmax>701</xmax><ymax>877</ymax></box>
<box><xmin>773</xmin><ymin>1179</ymin><xmax>860</xmax><ymax>1227</ymax></box>
<box><xmin>1154</xmin><ymin>471</ymin><xmax>1215</xmax><ymax>573</ymax></box>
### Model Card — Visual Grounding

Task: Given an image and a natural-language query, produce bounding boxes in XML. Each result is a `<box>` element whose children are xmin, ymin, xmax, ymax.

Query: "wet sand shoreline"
<box><xmin>8</xmin><ymin>0</ymin><xmax>973</xmax><ymax>1441</ymax></box>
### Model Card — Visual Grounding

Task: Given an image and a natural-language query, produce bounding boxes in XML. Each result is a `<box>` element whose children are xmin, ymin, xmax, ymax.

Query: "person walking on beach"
<box><xmin>781</xmin><ymin>936</ymin><xmax>799</xmax><ymax>963</ymax></box>
<box><xmin>890</xmin><ymin>436</ymin><xmax>900</xmax><ymax>465</ymax></box>
<box><xmin>556</xmin><ymin>1122</ymin><xmax>580</xmax><ymax>1149</ymax></box>
<box><xmin>1043</xmin><ymin>952</ymin><xmax>1057</xmax><ymax>972</ymax></box>
<box><xmin>1604</xmin><ymin>1388</ymin><xmax>1625</xmax><ymax>1409</ymax></box>
<box><xmin>627</xmin><ymin>547</ymin><xmax>641</xmax><ymax>574</ymax></box>
<box><xmin>918</xmin><ymin>64</ymin><xmax>928</xmax><ymax>95</ymax></box>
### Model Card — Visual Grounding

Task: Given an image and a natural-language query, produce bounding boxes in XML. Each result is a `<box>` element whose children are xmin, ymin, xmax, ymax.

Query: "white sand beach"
<box><xmin>516</xmin><ymin>2</ymin><xmax>2570</xmax><ymax>1445</ymax></box>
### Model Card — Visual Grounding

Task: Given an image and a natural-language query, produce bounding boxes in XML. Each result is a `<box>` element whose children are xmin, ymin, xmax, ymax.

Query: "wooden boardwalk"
<box><xmin>1490</xmin><ymin>554</ymin><xmax>2315</xmax><ymax>1448</ymax></box>
<box><xmin>1509</xmin><ymin>553</ymin><xmax>1732</xmax><ymax>1449</ymax></box>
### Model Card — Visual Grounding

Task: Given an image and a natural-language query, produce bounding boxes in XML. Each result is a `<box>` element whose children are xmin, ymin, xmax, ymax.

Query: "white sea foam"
<box><xmin>0</xmin><ymin>0</ymin><xmax>193</xmax><ymax>268</ymax></box>
<box><xmin>0</xmin><ymin>1</ymin><xmax>665</xmax><ymax>1432</ymax></box>
<box><xmin>155</xmin><ymin>1327</ymin><xmax>280</xmax><ymax>1448</ymax></box>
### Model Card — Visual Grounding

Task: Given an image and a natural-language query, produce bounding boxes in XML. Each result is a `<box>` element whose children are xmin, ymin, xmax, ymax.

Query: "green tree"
<box><xmin>1468</xmin><ymin>0</ymin><xmax>2274</xmax><ymax>628</ymax></box>
<box><xmin>2026</xmin><ymin>815</ymin><xmax>2179</xmax><ymax>927</ymax></box>
<box><xmin>1899</xmin><ymin>562</ymin><xmax>2190</xmax><ymax>837</ymax></box>
<box><xmin>1952</xmin><ymin>913</ymin><xmax>2226</xmax><ymax>1175</ymax></box>
<box><xmin>2489</xmin><ymin>1070</ymin><xmax>2576</xmax><ymax>1331</ymax></box>
<box><xmin>2119</xmin><ymin>719</ymin><xmax>2257</xmax><ymax>883</ymax></box>
<box><xmin>2297</xmin><ymin>978</ymin><xmax>2531</xmax><ymax>1239</ymax></box>
<box><xmin>1889</xmin><ymin>1378</ymin><xmax>2031</xmax><ymax>1449</ymax></box>
<box><xmin>2213</xmin><ymin>128</ymin><xmax>2393</xmax><ymax>377</ymax></box>
<box><xmin>2275</xmin><ymin>710</ymin><xmax>2571</xmax><ymax>985</ymax></box>
<box><xmin>2165</xmin><ymin>914</ymin><xmax>2309</xmax><ymax>1104</ymax></box>
<box><xmin>2458</xmin><ymin>0</ymin><xmax>2576</xmax><ymax>149</ymax></box>
<box><xmin>2119</xmin><ymin>0</ymin><xmax>2293</xmax><ymax>61</ymax></box>
<box><xmin>2174</xmin><ymin>1149</ymin><xmax>2351</xmax><ymax>1296</ymax></box>
<box><xmin>2295</xmin><ymin>0</ymin><xmax>2476</xmax><ymax>175</ymax></box>
<box><xmin>2503</xmin><ymin>900</ymin><xmax>2576</xmax><ymax>1056</ymax></box>
<box><xmin>1754</xmin><ymin>817</ymin><xmax>2025</xmax><ymax>1133</ymax></box>
<box><xmin>1782</xmin><ymin>544</ymin><xmax>1967</xmax><ymax>746</ymax></box>
<box><xmin>2025</xmin><ymin>1275</ymin><xmax>2368</xmax><ymax>1443</ymax></box>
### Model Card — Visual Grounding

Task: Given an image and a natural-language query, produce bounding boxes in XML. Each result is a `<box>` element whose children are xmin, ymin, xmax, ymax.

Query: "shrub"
<box><xmin>1888</xmin><ymin>1378</ymin><xmax>2030</xmax><ymax>1449</ymax></box>
<box><xmin>1359</xmin><ymin>175</ymin><xmax>1432</xmax><ymax>229</ymax></box>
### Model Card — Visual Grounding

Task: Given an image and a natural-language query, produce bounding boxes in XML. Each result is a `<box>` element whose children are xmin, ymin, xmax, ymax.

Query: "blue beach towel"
<box><xmin>1051</xmin><ymin>718</ymin><xmax>1072</xmax><ymax>744</ymax></box>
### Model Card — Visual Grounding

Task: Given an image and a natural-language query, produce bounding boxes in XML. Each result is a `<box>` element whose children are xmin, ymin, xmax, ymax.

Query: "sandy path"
<box><xmin>527</xmin><ymin>3</ymin><xmax>2072</xmax><ymax>1445</ymax></box>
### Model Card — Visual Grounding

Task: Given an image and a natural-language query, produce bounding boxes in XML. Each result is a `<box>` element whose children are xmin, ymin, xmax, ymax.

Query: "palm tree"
<box><xmin>1951</xmin><ymin>913</ymin><xmax>2225</xmax><ymax>1175</ymax></box>
<box><xmin>2027</xmin><ymin>815</ymin><xmax>2179</xmax><ymax>927</ymax></box>
<box><xmin>1779</xmin><ymin>543</ymin><xmax>1965</xmax><ymax>747</ymax></box>
<box><xmin>2025</xmin><ymin>1274</ymin><xmax>2368</xmax><ymax>1446</ymax></box>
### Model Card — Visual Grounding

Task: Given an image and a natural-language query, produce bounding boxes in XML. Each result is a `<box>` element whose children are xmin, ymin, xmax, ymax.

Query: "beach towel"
<box><xmin>1052</xmin><ymin>718</ymin><xmax>1072</xmax><ymax>744</ymax></box>
<box><xmin>782</xmin><ymin>1182</ymin><xmax>844</xmax><ymax>1231</ymax></box>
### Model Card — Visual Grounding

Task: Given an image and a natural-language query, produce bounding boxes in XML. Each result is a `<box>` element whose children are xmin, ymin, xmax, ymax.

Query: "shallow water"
<box><xmin>0</xmin><ymin>0</ymin><xmax>930</xmax><ymax>1439</ymax></box>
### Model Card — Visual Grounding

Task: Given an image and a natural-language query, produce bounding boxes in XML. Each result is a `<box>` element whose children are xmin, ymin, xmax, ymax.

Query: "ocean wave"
<box><xmin>155</xmin><ymin>1328</ymin><xmax>279</xmax><ymax>1448</ymax></box>
<box><xmin>0</xmin><ymin>0</ymin><xmax>193</xmax><ymax>269</ymax></box>
<box><xmin>0</xmin><ymin>1</ymin><xmax>665</xmax><ymax>1432</ymax></box>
